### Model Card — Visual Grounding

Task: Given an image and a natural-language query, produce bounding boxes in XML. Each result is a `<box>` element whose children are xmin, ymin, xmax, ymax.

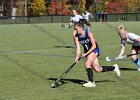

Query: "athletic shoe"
<box><xmin>61</xmin><ymin>24</ymin><xmax>65</xmax><ymax>27</ymax></box>
<box><xmin>113</xmin><ymin>64</ymin><xmax>121</xmax><ymax>76</ymax></box>
<box><xmin>138</xmin><ymin>68</ymin><xmax>140</xmax><ymax>71</ymax></box>
<box><xmin>82</xmin><ymin>81</ymin><xmax>96</xmax><ymax>87</ymax></box>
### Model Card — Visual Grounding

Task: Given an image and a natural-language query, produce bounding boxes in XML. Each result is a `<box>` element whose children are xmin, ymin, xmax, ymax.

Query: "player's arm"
<box><xmin>73</xmin><ymin>30</ymin><xmax>81</xmax><ymax>63</ymax></box>
<box><xmin>134</xmin><ymin>37</ymin><xmax>140</xmax><ymax>42</ymax></box>
<box><xmin>89</xmin><ymin>13</ymin><xmax>93</xmax><ymax>18</ymax></box>
<box><xmin>82</xmin><ymin>13</ymin><xmax>84</xmax><ymax>18</ymax></box>
<box><xmin>118</xmin><ymin>44</ymin><xmax>125</xmax><ymax>57</ymax></box>
<box><xmin>129</xmin><ymin>33</ymin><xmax>140</xmax><ymax>42</ymax></box>
<box><xmin>79</xmin><ymin>15</ymin><xmax>83</xmax><ymax>20</ymax></box>
<box><xmin>81</xmin><ymin>31</ymin><xmax>96</xmax><ymax>57</ymax></box>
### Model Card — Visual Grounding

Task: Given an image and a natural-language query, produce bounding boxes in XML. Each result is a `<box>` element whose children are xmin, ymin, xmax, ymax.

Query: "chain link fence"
<box><xmin>0</xmin><ymin>13</ymin><xmax>139</xmax><ymax>24</ymax></box>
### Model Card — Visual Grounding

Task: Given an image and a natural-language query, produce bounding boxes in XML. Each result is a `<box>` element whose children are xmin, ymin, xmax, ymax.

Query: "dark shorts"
<box><xmin>84</xmin><ymin>48</ymin><xmax>100</xmax><ymax>57</ymax></box>
<box><xmin>93</xmin><ymin>48</ymin><xmax>100</xmax><ymax>56</ymax></box>
<box><xmin>132</xmin><ymin>46</ymin><xmax>140</xmax><ymax>51</ymax></box>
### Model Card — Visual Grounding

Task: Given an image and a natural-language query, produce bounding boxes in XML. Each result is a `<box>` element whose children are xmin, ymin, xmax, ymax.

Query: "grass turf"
<box><xmin>0</xmin><ymin>22</ymin><xmax>140</xmax><ymax>100</ymax></box>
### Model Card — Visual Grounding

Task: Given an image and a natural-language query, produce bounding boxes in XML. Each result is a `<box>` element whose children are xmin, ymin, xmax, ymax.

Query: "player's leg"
<box><xmin>131</xmin><ymin>46</ymin><xmax>140</xmax><ymax>71</ymax></box>
<box><xmin>84</xmin><ymin>23</ymin><xmax>90</xmax><ymax>30</ymax></box>
<box><xmin>84</xmin><ymin>20</ymin><xmax>91</xmax><ymax>30</ymax></box>
<box><xmin>82</xmin><ymin>53</ymin><xmax>97</xmax><ymax>87</ymax></box>
<box><xmin>91</xmin><ymin>57</ymin><xmax>103</xmax><ymax>73</ymax></box>
<box><xmin>92</xmin><ymin>56</ymin><xmax>121</xmax><ymax>76</ymax></box>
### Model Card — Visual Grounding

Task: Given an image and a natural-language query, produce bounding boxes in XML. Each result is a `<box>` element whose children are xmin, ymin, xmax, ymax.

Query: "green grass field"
<box><xmin>0</xmin><ymin>21</ymin><xmax>140</xmax><ymax>100</ymax></box>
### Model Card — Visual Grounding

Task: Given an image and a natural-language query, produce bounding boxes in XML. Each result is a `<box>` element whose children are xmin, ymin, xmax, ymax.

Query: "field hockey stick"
<box><xmin>61</xmin><ymin>24</ymin><xmax>72</xmax><ymax>28</ymax></box>
<box><xmin>51</xmin><ymin>57</ymin><xmax>82</xmax><ymax>88</ymax></box>
<box><xmin>61</xmin><ymin>24</ymin><xmax>69</xmax><ymax>28</ymax></box>
<box><xmin>106</xmin><ymin>52</ymin><xmax>140</xmax><ymax>62</ymax></box>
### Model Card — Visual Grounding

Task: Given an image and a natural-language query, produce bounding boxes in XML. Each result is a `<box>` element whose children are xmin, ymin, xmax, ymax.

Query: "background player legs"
<box><xmin>131</xmin><ymin>48</ymin><xmax>140</xmax><ymax>71</ymax></box>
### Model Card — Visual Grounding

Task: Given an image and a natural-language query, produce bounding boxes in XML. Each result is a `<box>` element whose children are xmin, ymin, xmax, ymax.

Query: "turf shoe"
<box><xmin>113</xmin><ymin>64</ymin><xmax>121</xmax><ymax>76</ymax></box>
<box><xmin>82</xmin><ymin>81</ymin><xmax>96</xmax><ymax>87</ymax></box>
<box><xmin>72</xmin><ymin>44</ymin><xmax>76</xmax><ymax>49</ymax></box>
<box><xmin>138</xmin><ymin>68</ymin><xmax>140</xmax><ymax>71</ymax></box>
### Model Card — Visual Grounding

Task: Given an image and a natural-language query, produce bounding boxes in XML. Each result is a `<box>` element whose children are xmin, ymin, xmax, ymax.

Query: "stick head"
<box><xmin>51</xmin><ymin>82</ymin><xmax>59</xmax><ymax>88</ymax></box>
<box><xmin>106</xmin><ymin>57</ymin><xmax>110</xmax><ymax>62</ymax></box>
<box><xmin>51</xmin><ymin>83</ymin><xmax>56</xmax><ymax>88</ymax></box>
<box><xmin>51</xmin><ymin>83</ymin><xmax>59</xmax><ymax>88</ymax></box>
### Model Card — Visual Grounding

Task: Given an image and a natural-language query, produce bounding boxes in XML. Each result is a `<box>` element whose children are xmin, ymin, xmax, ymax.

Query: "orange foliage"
<box><xmin>48</xmin><ymin>0</ymin><xmax>71</xmax><ymax>15</ymax></box>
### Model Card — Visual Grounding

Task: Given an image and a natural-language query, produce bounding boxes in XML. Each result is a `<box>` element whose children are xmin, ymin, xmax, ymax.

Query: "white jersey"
<box><xmin>121</xmin><ymin>32</ymin><xmax>140</xmax><ymax>46</ymax></box>
<box><xmin>70</xmin><ymin>15</ymin><xmax>83</xmax><ymax>23</ymax></box>
<box><xmin>82</xmin><ymin>12</ymin><xmax>92</xmax><ymax>21</ymax></box>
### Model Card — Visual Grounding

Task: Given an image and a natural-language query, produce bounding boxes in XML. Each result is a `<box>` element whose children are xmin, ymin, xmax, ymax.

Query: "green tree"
<box><xmin>85</xmin><ymin>0</ymin><xmax>94</xmax><ymax>13</ymax></box>
<box><xmin>29</xmin><ymin>0</ymin><xmax>46</xmax><ymax>16</ymax></box>
<box><xmin>44</xmin><ymin>0</ymin><xmax>50</xmax><ymax>15</ymax></box>
<box><xmin>87</xmin><ymin>0</ymin><xmax>109</xmax><ymax>14</ymax></box>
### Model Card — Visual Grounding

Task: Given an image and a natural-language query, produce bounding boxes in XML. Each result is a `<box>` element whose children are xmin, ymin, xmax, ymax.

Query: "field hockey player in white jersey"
<box><xmin>118</xmin><ymin>25</ymin><xmax>140</xmax><ymax>71</ymax></box>
<box><xmin>82</xmin><ymin>10</ymin><xmax>93</xmax><ymax>30</ymax></box>
<box><xmin>82</xmin><ymin>10</ymin><xmax>93</xmax><ymax>21</ymax></box>
<box><xmin>62</xmin><ymin>10</ymin><xmax>83</xmax><ymax>28</ymax></box>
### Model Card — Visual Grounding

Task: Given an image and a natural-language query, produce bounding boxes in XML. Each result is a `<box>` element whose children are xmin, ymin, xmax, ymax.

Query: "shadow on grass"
<box><xmin>54</xmin><ymin>46</ymin><xmax>73</xmax><ymax>48</ymax></box>
<box><xmin>48</xmin><ymin>78</ymin><xmax>115</xmax><ymax>88</ymax></box>
<box><xmin>119</xmin><ymin>67</ymin><xmax>137</xmax><ymax>71</ymax></box>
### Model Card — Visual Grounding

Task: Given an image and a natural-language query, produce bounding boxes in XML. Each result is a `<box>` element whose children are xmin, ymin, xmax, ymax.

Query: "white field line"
<box><xmin>0</xmin><ymin>45</ymin><xmax>120</xmax><ymax>55</ymax></box>
<box><xmin>0</xmin><ymin>48</ymin><xmax>69</xmax><ymax>54</ymax></box>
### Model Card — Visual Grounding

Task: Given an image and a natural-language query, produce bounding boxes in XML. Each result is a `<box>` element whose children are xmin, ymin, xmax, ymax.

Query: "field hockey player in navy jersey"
<box><xmin>73</xmin><ymin>22</ymin><xmax>121</xmax><ymax>87</ymax></box>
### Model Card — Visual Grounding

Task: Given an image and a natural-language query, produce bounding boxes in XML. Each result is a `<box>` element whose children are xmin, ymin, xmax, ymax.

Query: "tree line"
<box><xmin>14</xmin><ymin>0</ymin><xmax>140</xmax><ymax>16</ymax></box>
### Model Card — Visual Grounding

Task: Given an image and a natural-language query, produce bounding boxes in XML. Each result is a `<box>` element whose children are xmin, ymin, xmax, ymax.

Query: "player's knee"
<box><xmin>93</xmin><ymin>66</ymin><xmax>101</xmax><ymax>73</ymax></box>
<box><xmin>94</xmin><ymin>68</ymin><xmax>101</xmax><ymax>73</ymax></box>
<box><xmin>84</xmin><ymin>62</ymin><xmax>91</xmax><ymax>68</ymax></box>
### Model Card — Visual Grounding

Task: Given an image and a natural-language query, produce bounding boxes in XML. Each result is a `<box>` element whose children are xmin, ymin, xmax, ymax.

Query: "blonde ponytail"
<box><xmin>117</xmin><ymin>25</ymin><xmax>124</xmax><ymax>31</ymax></box>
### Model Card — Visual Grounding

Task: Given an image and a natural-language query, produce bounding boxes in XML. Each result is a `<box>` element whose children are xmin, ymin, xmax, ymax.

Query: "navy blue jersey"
<box><xmin>76</xmin><ymin>29</ymin><xmax>99</xmax><ymax>53</ymax></box>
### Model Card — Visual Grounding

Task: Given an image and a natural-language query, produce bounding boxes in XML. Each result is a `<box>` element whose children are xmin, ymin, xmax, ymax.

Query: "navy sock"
<box><xmin>86</xmin><ymin>68</ymin><xmax>93</xmax><ymax>82</ymax></box>
<box><xmin>102</xmin><ymin>66</ymin><xmax>115</xmax><ymax>72</ymax></box>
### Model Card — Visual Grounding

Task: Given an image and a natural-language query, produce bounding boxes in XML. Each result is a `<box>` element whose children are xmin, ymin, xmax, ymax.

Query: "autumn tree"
<box><xmin>78</xmin><ymin>0</ymin><xmax>86</xmax><ymax>14</ymax></box>
<box><xmin>86</xmin><ymin>0</ymin><xmax>111</xmax><ymax>13</ymax></box>
<box><xmin>96</xmin><ymin>0</ymin><xmax>105</xmax><ymax>12</ymax></box>
<box><xmin>127</xmin><ymin>0</ymin><xmax>140</xmax><ymax>12</ymax></box>
<box><xmin>16</xmin><ymin>0</ymin><xmax>25</xmax><ymax>16</ymax></box>
<box><xmin>29</xmin><ymin>0</ymin><xmax>46</xmax><ymax>16</ymax></box>
<box><xmin>105</xmin><ymin>0</ymin><xmax>128</xmax><ymax>13</ymax></box>
<box><xmin>48</xmin><ymin>0</ymin><xmax>71</xmax><ymax>15</ymax></box>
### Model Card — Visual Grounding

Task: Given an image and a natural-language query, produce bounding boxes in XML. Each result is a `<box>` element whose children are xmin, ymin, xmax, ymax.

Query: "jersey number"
<box><xmin>85</xmin><ymin>44</ymin><xmax>88</xmax><ymax>50</ymax></box>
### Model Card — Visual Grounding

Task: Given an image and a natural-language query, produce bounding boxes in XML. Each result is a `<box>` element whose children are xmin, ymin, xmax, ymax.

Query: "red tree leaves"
<box><xmin>48</xmin><ymin>0</ymin><xmax>71</xmax><ymax>15</ymax></box>
<box><xmin>105</xmin><ymin>0</ymin><xmax>128</xmax><ymax>13</ymax></box>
